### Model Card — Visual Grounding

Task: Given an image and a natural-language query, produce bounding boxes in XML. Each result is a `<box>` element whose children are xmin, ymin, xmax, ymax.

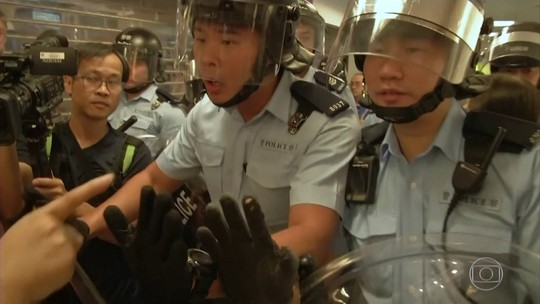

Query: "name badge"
<box><xmin>440</xmin><ymin>191</ymin><xmax>502</xmax><ymax>212</ymax></box>
<box><xmin>259</xmin><ymin>139</ymin><xmax>297</xmax><ymax>153</ymax></box>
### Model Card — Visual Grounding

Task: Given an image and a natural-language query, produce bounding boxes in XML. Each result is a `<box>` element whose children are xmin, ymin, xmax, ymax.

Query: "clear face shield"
<box><xmin>295</xmin><ymin>14</ymin><xmax>325</xmax><ymax>55</ymax></box>
<box><xmin>114</xmin><ymin>42</ymin><xmax>160</xmax><ymax>84</ymax></box>
<box><xmin>176</xmin><ymin>0</ymin><xmax>289</xmax><ymax>104</ymax></box>
<box><xmin>326</xmin><ymin>0</ymin><xmax>484</xmax><ymax>85</ymax></box>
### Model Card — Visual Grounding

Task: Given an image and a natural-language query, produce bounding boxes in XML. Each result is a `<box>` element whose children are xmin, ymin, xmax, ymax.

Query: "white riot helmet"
<box><xmin>327</xmin><ymin>0</ymin><xmax>485</xmax><ymax>123</ymax></box>
<box><xmin>489</xmin><ymin>22</ymin><xmax>540</xmax><ymax>71</ymax></box>
<box><xmin>175</xmin><ymin>0</ymin><xmax>299</xmax><ymax>108</ymax></box>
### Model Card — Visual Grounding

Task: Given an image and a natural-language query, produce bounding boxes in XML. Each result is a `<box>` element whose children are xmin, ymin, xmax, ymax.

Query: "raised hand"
<box><xmin>103</xmin><ymin>186</ymin><xmax>192</xmax><ymax>304</ymax></box>
<box><xmin>197</xmin><ymin>195</ymin><xmax>299</xmax><ymax>304</ymax></box>
<box><xmin>0</xmin><ymin>174</ymin><xmax>114</xmax><ymax>303</ymax></box>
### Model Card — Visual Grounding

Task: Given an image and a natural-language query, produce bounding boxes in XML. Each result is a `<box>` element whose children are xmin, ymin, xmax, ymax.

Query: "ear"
<box><xmin>63</xmin><ymin>75</ymin><xmax>73</xmax><ymax>95</ymax></box>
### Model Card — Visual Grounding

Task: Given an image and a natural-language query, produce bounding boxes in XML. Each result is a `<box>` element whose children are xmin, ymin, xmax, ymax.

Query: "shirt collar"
<box><xmin>224</xmin><ymin>71</ymin><xmax>296</xmax><ymax>123</ymax></box>
<box><xmin>124</xmin><ymin>84</ymin><xmax>158</xmax><ymax>103</ymax></box>
<box><xmin>264</xmin><ymin>70</ymin><xmax>296</xmax><ymax>123</ymax></box>
<box><xmin>380</xmin><ymin>100</ymin><xmax>465</xmax><ymax>162</ymax></box>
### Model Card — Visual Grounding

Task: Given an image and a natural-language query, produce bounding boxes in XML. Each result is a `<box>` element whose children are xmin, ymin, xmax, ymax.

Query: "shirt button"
<box><xmin>410</xmin><ymin>182</ymin><xmax>417</xmax><ymax>190</ymax></box>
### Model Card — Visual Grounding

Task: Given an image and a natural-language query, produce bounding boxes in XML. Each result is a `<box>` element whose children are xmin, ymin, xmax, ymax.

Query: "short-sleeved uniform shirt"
<box><xmin>343</xmin><ymin>101</ymin><xmax>540</xmax><ymax>303</ymax></box>
<box><xmin>45</xmin><ymin>122</ymin><xmax>152</xmax><ymax>304</ymax></box>
<box><xmin>109</xmin><ymin>84</ymin><xmax>187</xmax><ymax>156</ymax></box>
<box><xmin>157</xmin><ymin>71</ymin><xmax>361</xmax><ymax>232</ymax></box>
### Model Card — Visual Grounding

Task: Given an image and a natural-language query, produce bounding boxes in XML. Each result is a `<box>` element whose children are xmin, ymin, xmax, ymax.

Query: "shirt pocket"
<box><xmin>196</xmin><ymin>140</ymin><xmax>225</xmax><ymax>199</ymax></box>
<box><xmin>344</xmin><ymin>205</ymin><xmax>398</xmax><ymax>249</ymax></box>
<box><xmin>245</xmin><ymin>153</ymin><xmax>296</xmax><ymax>188</ymax></box>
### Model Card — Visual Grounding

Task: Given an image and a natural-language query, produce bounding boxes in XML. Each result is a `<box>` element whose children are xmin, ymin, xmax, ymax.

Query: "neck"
<box><xmin>393</xmin><ymin>99</ymin><xmax>452</xmax><ymax>162</ymax></box>
<box><xmin>237</xmin><ymin>74</ymin><xmax>280</xmax><ymax>122</ymax></box>
<box><xmin>68</xmin><ymin>115</ymin><xmax>109</xmax><ymax>149</ymax></box>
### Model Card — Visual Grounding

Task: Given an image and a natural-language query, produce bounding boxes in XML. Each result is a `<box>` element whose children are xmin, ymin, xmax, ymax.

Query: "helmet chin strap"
<box><xmin>362</xmin><ymin>81</ymin><xmax>456</xmax><ymax>124</ymax></box>
<box><xmin>213</xmin><ymin>64</ymin><xmax>278</xmax><ymax>108</ymax></box>
<box><xmin>124</xmin><ymin>82</ymin><xmax>152</xmax><ymax>95</ymax></box>
<box><xmin>216</xmin><ymin>84</ymin><xmax>260</xmax><ymax>108</ymax></box>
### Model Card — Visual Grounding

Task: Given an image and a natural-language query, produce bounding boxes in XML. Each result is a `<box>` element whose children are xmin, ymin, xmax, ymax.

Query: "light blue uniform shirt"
<box><xmin>157</xmin><ymin>71</ymin><xmax>361</xmax><ymax>232</ymax></box>
<box><xmin>343</xmin><ymin>101</ymin><xmax>540</xmax><ymax>303</ymax></box>
<box><xmin>109</xmin><ymin>84</ymin><xmax>187</xmax><ymax>155</ymax></box>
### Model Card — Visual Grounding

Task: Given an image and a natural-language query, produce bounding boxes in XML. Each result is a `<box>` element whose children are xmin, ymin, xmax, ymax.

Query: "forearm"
<box><xmin>0</xmin><ymin>145</ymin><xmax>24</xmax><ymax>225</ymax></box>
<box><xmin>272</xmin><ymin>224</ymin><xmax>334</xmax><ymax>267</ymax></box>
<box><xmin>84</xmin><ymin>162</ymin><xmax>183</xmax><ymax>236</ymax></box>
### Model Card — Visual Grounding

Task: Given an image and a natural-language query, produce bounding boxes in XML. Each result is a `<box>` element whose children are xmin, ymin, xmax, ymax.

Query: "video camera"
<box><xmin>0</xmin><ymin>30</ymin><xmax>78</xmax><ymax>147</ymax></box>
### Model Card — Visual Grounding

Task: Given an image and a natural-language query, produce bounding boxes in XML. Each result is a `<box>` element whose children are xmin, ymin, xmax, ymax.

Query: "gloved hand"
<box><xmin>197</xmin><ymin>195</ymin><xmax>299</xmax><ymax>304</ymax></box>
<box><xmin>103</xmin><ymin>186</ymin><xmax>192</xmax><ymax>304</ymax></box>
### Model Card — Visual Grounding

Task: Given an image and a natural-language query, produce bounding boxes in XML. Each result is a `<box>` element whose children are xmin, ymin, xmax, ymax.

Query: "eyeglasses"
<box><xmin>74</xmin><ymin>76</ymin><xmax>122</xmax><ymax>91</ymax></box>
<box><xmin>349</xmin><ymin>81</ymin><xmax>363</xmax><ymax>87</ymax></box>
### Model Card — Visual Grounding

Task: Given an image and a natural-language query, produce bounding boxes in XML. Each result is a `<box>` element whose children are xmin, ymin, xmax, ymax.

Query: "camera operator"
<box><xmin>32</xmin><ymin>42</ymin><xmax>152</xmax><ymax>303</ymax></box>
<box><xmin>109</xmin><ymin>27</ymin><xmax>187</xmax><ymax>156</ymax></box>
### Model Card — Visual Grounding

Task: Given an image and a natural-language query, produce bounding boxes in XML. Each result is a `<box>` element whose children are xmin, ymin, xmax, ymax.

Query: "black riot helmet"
<box><xmin>113</xmin><ymin>27</ymin><xmax>166</xmax><ymax>94</ymax></box>
<box><xmin>326</xmin><ymin>0</ymin><xmax>485</xmax><ymax>124</ymax></box>
<box><xmin>490</xmin><ymin>22</ymin><xmax>540</xmax><ymax>71</ymax></box>
<box><xmin>295</xmin><ymin>0</ymin><xmax>325</xmax><ymax>55</ymax></box>
<box><xmin>176</xmin><ymin>0</ymin><xmax>298</xmax><ymax>108</ymax></box>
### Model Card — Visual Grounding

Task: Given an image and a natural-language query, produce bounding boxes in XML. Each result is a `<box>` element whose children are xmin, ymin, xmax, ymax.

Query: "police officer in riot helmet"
<box><xmin>295</xmin><ymin>0</ymin><xmax>325</xmax><ymax>60</ymax></box>
<box><xmin>489</xmin><ymin>21</ymin><xmax>540</xmax><ymax>88</ymax></box>
<box><xmin>84</xmin><ymin>0</ymin><xmax>359</xmax><ymax>302</ymax></box>
<box><xmin>328</xmin><ymin>0</ymin><xmax>539</xmax><ymax>301</ymax></box>
<box><xmin>109</xmin><ymin>27</ymin><xmax>187</xmax><ymax>156</ymax></box>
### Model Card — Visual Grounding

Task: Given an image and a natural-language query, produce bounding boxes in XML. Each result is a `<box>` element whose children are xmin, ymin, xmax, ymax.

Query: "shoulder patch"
<box><xmin>156</xmin><ymin>87</ymin><xmax>180</xmax><ymax>104</ymax></box>
<box><xmin>290</xmin><ymin>80</ymin><xmax>349</xmax><ymax>118</ymax></box>
<box><xmin>313</xmin><ymin>70</ymin><xmax>346</xmax><ymax>93</ymax></box>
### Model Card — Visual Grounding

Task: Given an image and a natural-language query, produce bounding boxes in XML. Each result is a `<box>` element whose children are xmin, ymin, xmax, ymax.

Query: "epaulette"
<box><xmin>288</xmin><ymin>80</ymin><xmax>349</xmax><ymax>134</ymax></box>
<box><xmin>313</xmin><ymin>70</ymin><xmax>347</xmax><ymax>93</ymax></box>
<box><xmin>463</xmin><ymin>110</ymin><xmax>540</xmax><ymax>154</ymax></box>
<box><xmin>156</xmin><ymin>87</ymin><xmax>180</xmax><ymax>104</ymax></box>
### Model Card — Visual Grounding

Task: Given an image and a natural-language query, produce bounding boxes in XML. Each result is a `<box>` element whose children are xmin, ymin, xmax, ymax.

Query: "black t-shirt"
<box><xmin>45</xmin><ymin>122</ymin><xmax>152</xmax><ymax>304</ymax></box>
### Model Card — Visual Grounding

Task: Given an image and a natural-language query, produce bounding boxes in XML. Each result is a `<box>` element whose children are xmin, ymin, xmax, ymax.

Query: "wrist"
<box><xmin>0</xmin><ymin>271</ymin><xmax>30</xmax><ymax>303</ymax></box>
<box><xmin>81</xmin><ymin>209</ymin><xmax>102</xmax><ymax>238</ymax></box>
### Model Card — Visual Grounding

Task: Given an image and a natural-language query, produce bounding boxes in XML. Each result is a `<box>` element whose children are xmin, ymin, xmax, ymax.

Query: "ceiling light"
<box><xmin>494</xmin><ymin>20</ymin><xmax>515</xmax><ymax>27</ymax></box>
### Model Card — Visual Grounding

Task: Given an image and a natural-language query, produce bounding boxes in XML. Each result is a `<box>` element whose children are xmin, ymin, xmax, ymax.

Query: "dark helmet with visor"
<box><xmin>326</xmin><ymin>0</ymin><xmax>484</xmax><ymax>123</ymax></box>
<box><xmin>176</xmin><ymin>0</ymin><xmax>298</xmax><ymax>108</ymax></box>
<box><xmin>113</xmin><ymin>27</ymin><xmax>165</xmax><ymax>92</ymax></box>
<box><xmin>296</xmin><ymin>0</ymin><xmax>325</xmax><ymax>55</ymax></box>
<box><xmin>489</xmin><ymin>22</ymin><xmax>540</xmax><ymax>72</ymax></box>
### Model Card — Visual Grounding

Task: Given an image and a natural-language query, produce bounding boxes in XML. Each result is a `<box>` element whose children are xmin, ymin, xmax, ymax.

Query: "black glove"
<box><xmin>197</xmin><ymin>195</ymin><xmax>299</xmax><ymax>304</ymax></box>
<box><xmin>103</xmin><ymin>186</ymin><xmax>192</xmax><ymax>304</ymax></box>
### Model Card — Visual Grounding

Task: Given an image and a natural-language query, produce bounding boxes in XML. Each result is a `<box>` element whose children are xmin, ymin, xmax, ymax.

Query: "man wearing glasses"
<box><xmin>32</xmin><ymin>42</ymin><xmax>152</xmax><ymax>303</ymax></box>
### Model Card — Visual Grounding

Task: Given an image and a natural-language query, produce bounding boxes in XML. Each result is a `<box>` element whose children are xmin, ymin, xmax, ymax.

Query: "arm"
<box><xmin>0</xmin><ymin>174</ymin><xmax>114</xmax><ymax>304</ymax></box>
<box><xmin>159</xmin><ymin>105</ymin><xmax>187</xmax><ymax>142</ymax></box>
<box><xmin>274</xmin><ymin>108</ymin><xmax>361</xmax><ymax>266</ymax></box>
<box><xmin>0</xmin><ymin>144</ymin><xmax>26</xmax><ymax>228</ymax></box>
<box><xmin>83</xmin><ymin>161</ymin><xmax>184</xmax><ymax>237</ymax></box>
<box><xmin>273</xmin><ymin>204</ymin><xmax>340</xmax><ymax>266</ymax></box>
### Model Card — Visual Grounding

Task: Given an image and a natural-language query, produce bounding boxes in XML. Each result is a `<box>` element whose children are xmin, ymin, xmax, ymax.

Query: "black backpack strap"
<box><xmin>111</xmin><ymin>135</ymin><xmax>145</xmax><ymax>190</ymax></box>
<box><xmin>289</xmin><ymin>80</ymin><xmax>349</xmax><ymax>134</ymax></box>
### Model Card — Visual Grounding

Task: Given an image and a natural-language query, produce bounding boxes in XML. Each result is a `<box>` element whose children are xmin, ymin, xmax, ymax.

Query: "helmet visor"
<box><xmin>114</xmin><ymin>43</ymin><xmax>160</xmax><ymax>83</ymax></box>
<box><xmin>326</xmin><ymin>0</ymin><xmax>484</xmax><ymax>84</ymax></box>
<box><xmin>176</xmin><ymin>0</ymin><xmax>289</xmax><ymax>103</ymax></box>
